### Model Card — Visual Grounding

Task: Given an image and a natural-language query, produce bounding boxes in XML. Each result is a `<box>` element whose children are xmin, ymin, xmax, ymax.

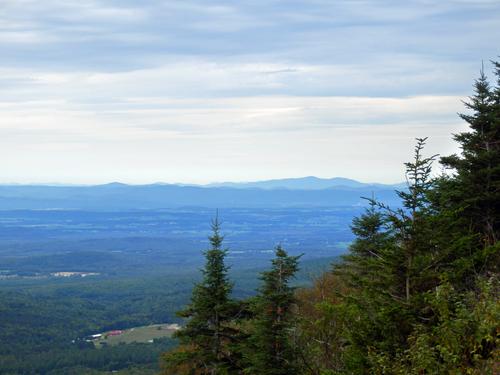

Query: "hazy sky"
<box><xmin>1</xmin><ymin>0</ymin><xmax>499</xmax><ymax>184</ymax></box>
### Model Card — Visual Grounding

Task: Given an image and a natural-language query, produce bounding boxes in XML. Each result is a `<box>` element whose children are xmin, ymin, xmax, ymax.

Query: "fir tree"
<box><xmin>300</xmin><ymin>64</ymin><xmax>499</xmax><ymax>374</ymax></box>
<box><xmin>245</xmin><ymin>246</ymin><xmax>301</xmax><ymax>375</ymax></box>
<box><xmin>338</xmin><ymin>198</ymin><xmax>392</xmax><ymax>293</ymax></box>
<box><xmin>163</xmin><ymin>216</ymin><xmax>239</xmax><ymax>374</ymax></box>
<box><xmin>436</xmin><ymin>64</ymin><xmax>500</xmax><ymax>284</ymax></box>
<box><xmin>352</xmin><ymin>137</ymin><xmax>438</xmax><ymax>303</ymax></box>
<box><xmin>394</xmin><ymin>137</ymin><xmax>438</xmax><ymax>301</ymax></box>
<box><xmin>160</xmin><ymin>62</ymin><xmax>500</xmax><ymax>375</ymax></box>
<box><xmin>331</xmin><ymin>138</ymin><xmax>440</xmax><ymax>372</ymax></box>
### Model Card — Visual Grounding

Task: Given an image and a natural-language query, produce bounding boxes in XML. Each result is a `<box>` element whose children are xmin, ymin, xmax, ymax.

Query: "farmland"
<box><xmin>93</xmin><ymin>324</ymin><xmax>180</xmax><ymax>348</ymax></box>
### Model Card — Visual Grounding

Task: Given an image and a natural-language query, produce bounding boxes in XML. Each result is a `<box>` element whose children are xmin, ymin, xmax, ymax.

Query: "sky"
<box><xmin>1</xmin><ymin>0</ymin><xmax>499</xmax><ymax>184</ymax></box>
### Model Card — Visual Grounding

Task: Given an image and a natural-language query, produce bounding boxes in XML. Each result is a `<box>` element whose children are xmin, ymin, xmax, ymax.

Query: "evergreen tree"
<box><xmin>436</xmin><ymin>64</ymin><xmax>500</xmax><ymax>285</ymax></box>
<box><xmin>338</xmin><ymin>198</ymin><xmax>392</xmax><ymax>294</ymax></box>
<box><xmin>298</xmin><ymin>63</ymin><xmax>499</xmax><ymax>374</ymax></box>
<box><xmin>245</xmin><ymin>246</ymin><xmax>301</xmax><ymax>375</ymax></box>
<box><xmin>160</xmin><ymin>62</ymin><xmax>500</xmax><ymax>375</ymax></box>
<box><xmin>162</xmin><ymin>216</ymin><xmax>239</xmax><ymax>374</ymax></box>
<box><xmin>391</xmin><ymin>137</ymin><xmax>438</xmax><ymax>301</ymax></box>
<box><xmin>330</xmin><ymin>138</ymin><xmax>440</xmax><ymax>372</ymax></box>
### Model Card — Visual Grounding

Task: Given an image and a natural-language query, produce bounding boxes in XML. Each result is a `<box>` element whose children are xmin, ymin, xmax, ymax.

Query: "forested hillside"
<box><xmin>161</xmin><ymin>65</ymin><xmax>499</xmax><ymax>374</ymax></box>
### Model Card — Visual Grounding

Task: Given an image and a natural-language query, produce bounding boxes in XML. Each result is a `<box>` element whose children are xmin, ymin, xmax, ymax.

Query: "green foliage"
<box><xmin>159</xmin><ymin>61</ymin><xmax>499</xmax><ymax>375</ymax></box>
<box><xmin>160</xmin><ymin>63</ymin><xmax>499</xmax><ymax>374</ymax></box>
<box><xmin>292</xmin><ymin>63</ymin><xmax>499</xmax><ymax>374</ymax></box>
<box><xmin>0</xmin><ymin>335</ymin><xmax>176</xmax><ymax>375</ymax></box>
<box><xmin>0</xmin><ymin>276</ymin><xmax>186</xmax><ymax>374</ymax></box>
<box><xmin>163</xmin><ymin>217</ymin><xmax>242</xmax><ymax>374</ymax></box>
<box><xmin>325</xmin><ymin>137</ymin><xmax>440</xmax><ymax>373</ymax></box>
<box><xmin>244</xmin><ymin>246</ymin><xmax>301</xmax><ymax>375</ymax></box>
<box><xmin>5</xmin><ymin>60</ymin><xmax>498</xmax><ymax>375</ymax></box>
<box><xmin>294</xmin><ymin>273</ymin><xmax>349</xmax><ymax>374</ymax></box>
<box><xmin>437</xmin><ymin>65</ymin><xmax>500</xmax><ymax>282</ymax></box>
<box><xmin>369</xmin><ymin>278</ymin><xmax>499</xmax><ymax>374</ymax></box>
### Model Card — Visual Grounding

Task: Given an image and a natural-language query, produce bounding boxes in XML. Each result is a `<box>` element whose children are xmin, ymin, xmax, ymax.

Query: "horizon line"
<box><xmin>0</xmin><ymin>175</ymin><xmax>405</xmax><ymax>187</ymax></box>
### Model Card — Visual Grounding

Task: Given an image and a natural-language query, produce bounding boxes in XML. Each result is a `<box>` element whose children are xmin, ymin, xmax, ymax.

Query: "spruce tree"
<box><xmin>163</xmin><ymin>216</ymin><xmax>239</xmax><ymax>374</ymax></box>
<box><xmin>349</xmin><ymin>137</ymin><xmax>438</xmax><ymax>302</ymax></box>
<box><xmin>332</xmin><ymin>138</ymin><xmax>439</xmax><ymax>372</ymax></box>
<box><xmin>291</xmin><ymin>62</ymin><xmax>499</xmax><ymax>374</ymax></box>
<box><xmin>245</xmin><ymin>246</ymin><xmax>301</xmax><ymax>375</ymax></box>
<box><xmin>338</xmin><ymin>198</ymin><xmax>392</xmax><ymax>293</ymax></box>
<box><xmin>437</xmin><ymin>64</ymin><xmax>500</xmax><ymax>284</ymax></box>
<box><xmin>393</xmin><ymin>137</ymin><xmax>438</xmax><ymax>301</ymax></box>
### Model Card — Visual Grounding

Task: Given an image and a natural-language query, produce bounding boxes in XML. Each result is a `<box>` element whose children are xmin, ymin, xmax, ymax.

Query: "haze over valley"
<box><xmin>0</xmin><ymin>176</ymin><xmax>393</xmax><ymax>281</ymax></box>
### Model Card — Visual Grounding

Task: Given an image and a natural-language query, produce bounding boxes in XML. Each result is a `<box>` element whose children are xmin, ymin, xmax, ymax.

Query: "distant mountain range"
<box><xmin>0</xmin><ymin>177</ymin><xmax>405</xmax><ymax>210</ymax></box>
<box><xmin>206</xmin><ymin>176</ymin><xmax>404</xmax><ymax>190</ymax></box>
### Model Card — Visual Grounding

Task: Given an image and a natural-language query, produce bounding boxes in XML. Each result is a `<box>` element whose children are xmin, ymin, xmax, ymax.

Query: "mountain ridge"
<box><xmin>205</xmin><ymin>176</ymin><xmax>404</xmax><ymax>190</ymax></box>
<box><xmin>0</xmin><ymin>176</ymin><xmax>405</xmax><ymax>190</ymax></box>
<box><xmin>0</xmin><ymin>177</ymin><xmax>403</xmax><ymax>210</ymax></box>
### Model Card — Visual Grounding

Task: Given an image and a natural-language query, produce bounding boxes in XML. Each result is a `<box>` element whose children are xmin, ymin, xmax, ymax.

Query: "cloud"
<box><xmin>0</xmin><ymin>0</ymin><xmax>498</xmax><ymax>183</ymax></box>
<box><xmin>0</xmin><ymin>57</ymin><xmax>480</xmax><ymax>111</ymax></box>
<box><xmin>0</xmin><ymin>94</ymin><xmax>465</xmax><ymax>150</ymax></box>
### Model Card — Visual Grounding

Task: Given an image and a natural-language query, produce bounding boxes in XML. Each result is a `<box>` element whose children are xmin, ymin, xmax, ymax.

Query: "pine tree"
<box><xmin>162</xmin><ymin>216</ymin><xmax>239</xmax><ymax>374</ymax></box>
<box><xmin>245</xmin><ymin>246</ymin><xmax>301</xmax><ymax>375</ymax></box>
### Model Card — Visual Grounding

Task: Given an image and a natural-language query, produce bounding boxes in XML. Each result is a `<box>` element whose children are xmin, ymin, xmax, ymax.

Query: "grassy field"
<box><xmin>94</xmin><ymin>324</ymin><xmax>179</xmax><ymax>348</ymax></box>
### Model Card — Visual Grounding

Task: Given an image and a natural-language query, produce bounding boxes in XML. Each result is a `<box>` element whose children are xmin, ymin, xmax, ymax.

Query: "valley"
<box><xmin>0</xmin><ymin>204</ymin><xmax>354</xmax><ymax>374</ymax></box>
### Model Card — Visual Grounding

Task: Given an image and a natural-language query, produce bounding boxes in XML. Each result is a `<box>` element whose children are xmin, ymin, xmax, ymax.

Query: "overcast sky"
<box><xmin>1</xmin><ymin>0</ymin><xmax>499</xmax><ymax>184</ymax></box>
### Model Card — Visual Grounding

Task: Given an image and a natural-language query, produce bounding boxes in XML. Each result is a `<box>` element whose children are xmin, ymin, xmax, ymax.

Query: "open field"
<box><xmin>94</xmin><ymin>324</ymin><xmax>179</xmax><ymax>348</ymax></box>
